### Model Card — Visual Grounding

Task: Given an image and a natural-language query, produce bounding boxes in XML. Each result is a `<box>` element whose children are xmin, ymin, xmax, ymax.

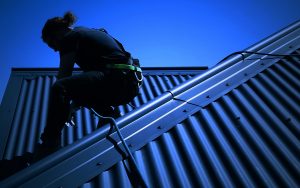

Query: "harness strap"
<box><xmin>105</xmin><ymin>64</ymin><xmax>142</xmax><ymax>73</ymax></box>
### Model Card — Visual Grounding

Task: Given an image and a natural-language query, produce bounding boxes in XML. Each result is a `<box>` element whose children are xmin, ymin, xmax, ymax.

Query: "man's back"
<box><xmin>61</xmin><ymin>27</ymin><xmax>127</xmax><ymax>71</ymax></box>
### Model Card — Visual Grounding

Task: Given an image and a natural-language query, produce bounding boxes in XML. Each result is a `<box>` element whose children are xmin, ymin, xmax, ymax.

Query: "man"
<box><xmin>0</xmin><ymin>11</ymin><xmax>142</xmax><ymax>180</ymax></box>
<box><xmin>38</xmin><ymin>11</ymin><xmax>141</xmax><ymax>159</ymax></box>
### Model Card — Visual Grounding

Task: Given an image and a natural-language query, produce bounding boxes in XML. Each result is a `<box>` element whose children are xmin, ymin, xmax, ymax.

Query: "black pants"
<box><xmin>41</xmin><ymin>70</ymin><xmax>139</xmax><ymax>146</ymax></box>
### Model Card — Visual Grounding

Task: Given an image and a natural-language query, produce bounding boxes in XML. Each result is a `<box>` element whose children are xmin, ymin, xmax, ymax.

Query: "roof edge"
<box><xmin>11</xmin><ymin>66</ymin><xmax>208</xmax><ymax>72</ymax></box>
<box><xmin>213</xmin><ymin>19</ymin><xmax>300</xmax><ymax>68</ymax></box>
<box><xmin>170</xmin><ymin>19</ymin><xmax>300</xmax><ymax>97</ymax></box>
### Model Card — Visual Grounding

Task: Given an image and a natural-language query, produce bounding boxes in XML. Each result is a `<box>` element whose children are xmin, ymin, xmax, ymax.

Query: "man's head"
<box><xmin>42</xmin><ymin>12</ymin><xmax>76</xmax><ymax>51</ymax></box>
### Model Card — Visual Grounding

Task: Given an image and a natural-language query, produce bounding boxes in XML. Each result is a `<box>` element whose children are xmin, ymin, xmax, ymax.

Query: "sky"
<box><xmin>1</xmin><ymin>0</ymin><xmax>300</xmax><ymax>103</ymax></box>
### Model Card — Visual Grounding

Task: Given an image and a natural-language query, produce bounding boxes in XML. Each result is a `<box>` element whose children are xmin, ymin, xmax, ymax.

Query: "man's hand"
<box><xmin>57</xmin><ymin>52</ymin><xmax>76</xmax><ymax>79</ymax></box>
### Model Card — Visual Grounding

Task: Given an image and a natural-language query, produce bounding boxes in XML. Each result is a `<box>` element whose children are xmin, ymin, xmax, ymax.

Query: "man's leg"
<box><xmin>37</xmin><ymin>71</ymin><xmax>108</xmax><ymax>159</ymax></box>
<box><xmin>35</xmin><ymin>79</ymin><xmax>72</xmax><ymax>160</ymax></box>
<box><xmin>35</xmin><ymin>70</ymin><xmax>132</xmax><ymax>160</ymax></box>
<box><xmin>40</xmin><ymin>79</ymin><xmax>71</xmax><ymax>148</ymax></box>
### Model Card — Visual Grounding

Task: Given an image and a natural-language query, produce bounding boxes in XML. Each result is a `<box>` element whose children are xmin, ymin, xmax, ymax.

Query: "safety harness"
<box><xmin>98</xmin><ymin>28</ymin><xmax>144</xmax><ymax>87</ymax></box>
<box><xmin>105</xmin><ymin>60</ymin><xmax>144</xmax><ymax>88</ymax></box>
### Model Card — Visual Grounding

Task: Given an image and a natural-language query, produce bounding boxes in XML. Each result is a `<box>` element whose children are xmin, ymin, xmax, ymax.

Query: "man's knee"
<box><xmin>52</xmin><ymin>80</ymin><xmax>68</xmax><ymax>94</ymax></box>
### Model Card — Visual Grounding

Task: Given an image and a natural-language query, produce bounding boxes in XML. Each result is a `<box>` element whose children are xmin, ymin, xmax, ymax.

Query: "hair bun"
<box><xmin>63</xmin><ymin>11</ymin><xmax>77</xmax><ymax>27</ymax></box>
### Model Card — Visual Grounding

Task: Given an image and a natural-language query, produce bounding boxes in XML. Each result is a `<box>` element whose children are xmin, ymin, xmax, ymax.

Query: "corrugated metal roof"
<box><xmin>80</xmin><ymin>54</ymin><xmax>300</xmax><ymax>187</ymax></box>
<box><xmin>1</xmin><ymin>19</ymin><xmax>300</xmax><ymax>188</ymax></box>
<box><xmin>86</xmin><ymin>58</ymin><xmax>300</xmax><ymax>187</ymax></box>
<box><xmin>0</xmin><ymin>67</ymin><xmax>206</xmax><ymax>159</ymax></box>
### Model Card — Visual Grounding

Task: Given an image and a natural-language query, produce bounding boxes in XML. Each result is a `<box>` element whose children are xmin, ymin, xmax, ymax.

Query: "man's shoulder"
<box><xmin>73</xmin><ymin>26</ymin><xmax>90</xmax><ymax>32</ymax></box>
<box><xmin>72</xmin><ymin>27</ymin><xmax>109</xmax><ymax>39</ymax></box>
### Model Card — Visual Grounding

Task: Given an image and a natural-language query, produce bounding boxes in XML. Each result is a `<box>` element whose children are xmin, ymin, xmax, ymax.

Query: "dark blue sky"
<box><xmin>1</xmin><ymin>0</ymin><xmax>300</xmax><ymax>103</ymax></box>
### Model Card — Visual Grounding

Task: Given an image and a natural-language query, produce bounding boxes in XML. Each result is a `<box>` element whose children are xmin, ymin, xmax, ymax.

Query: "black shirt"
<box><xmin>60</xmin><ymin>27</ymin><xmax>128</xmax><ymax>71</ymax></box>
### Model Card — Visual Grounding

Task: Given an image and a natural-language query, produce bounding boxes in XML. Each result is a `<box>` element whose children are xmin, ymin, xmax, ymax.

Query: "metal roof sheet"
<box><xmin>0</xmin><ymin>67</ymin><xmax>206</xmax><ymax>159</ymax></box>
<box><xmin>80</xmin><ymin>42</ymin><xmax>300</xmax><ymax>188</ymax></box>
<box><xmin>0</xmin><ymin>20</ymin><xmax>300</xmax><ymax>188</ymax></box>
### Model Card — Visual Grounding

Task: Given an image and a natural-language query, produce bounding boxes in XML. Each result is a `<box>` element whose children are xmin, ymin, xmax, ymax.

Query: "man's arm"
<box><xmin>57</xmin><ymin>52</ymin><xmax>76</xmax><ymax>80</ymax></box>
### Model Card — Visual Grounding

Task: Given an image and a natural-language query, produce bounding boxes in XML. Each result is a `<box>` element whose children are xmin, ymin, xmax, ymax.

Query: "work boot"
<box><xmin>0</xmin><ymin>152</ymin><xmax>33</xmax><ymax>180</ymax></box>
<box><xmin>96</xmin><ymin>107</ymin><xmax>121</xmax><ymax>128</ymax></box>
